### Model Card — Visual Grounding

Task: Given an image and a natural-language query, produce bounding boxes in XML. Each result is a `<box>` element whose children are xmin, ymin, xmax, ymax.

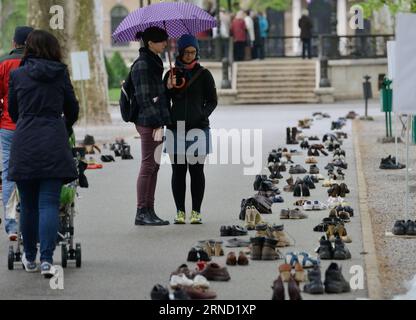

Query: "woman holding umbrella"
<box><xmin>164</xmin><ymin>34</ymin><xmax>218</xmax><ymax>225</ymax></box>
<box><xmin>133</xmin><ymin>27</ymin><xmax>172</xmax><ymax>226</ymax></box>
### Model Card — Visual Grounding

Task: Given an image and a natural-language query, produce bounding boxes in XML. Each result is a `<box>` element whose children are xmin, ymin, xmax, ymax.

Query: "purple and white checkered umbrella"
<box><xmin>112</xmin><ymin>2</ymin><xmax>217</xmax><ymax>43</ymax></box>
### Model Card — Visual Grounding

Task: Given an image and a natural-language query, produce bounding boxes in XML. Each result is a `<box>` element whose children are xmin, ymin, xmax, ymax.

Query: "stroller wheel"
<box><xmin>75</xmin><ymin>243</ymin><xmax>81</xmax><ymax>268</ymax></box>
<box><xmin>8</xmin><ymin>246</ymin><xmax>14</xmax><ymax>270</ymax></box>
<box><xmin>61</xmin><ymin>244</ymin><xmax>68</xmax><ymax>268</ymax></box>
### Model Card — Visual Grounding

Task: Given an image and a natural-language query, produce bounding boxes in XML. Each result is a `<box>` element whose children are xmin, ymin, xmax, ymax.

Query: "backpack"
<box><xmin>120</xmin><ymin>60</ymin><xmax>140</xmax><ymax>123</ymax></box>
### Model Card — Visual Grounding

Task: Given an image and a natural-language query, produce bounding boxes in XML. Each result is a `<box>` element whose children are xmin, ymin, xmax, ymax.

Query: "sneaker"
<box><xmin>190</xmin><ymin>211</ymin><xmax>202</xmax><ymax>224</ymax></box>
<box><xmin>22</xmin><ymin>253</ymin><xmax>38</xmax><ymax>273</ymax></box>
<box><xmin>40</xmin><ymin>262</ymin><xmax>54</xmax><ymax>278</ymax></box>
<box><xmin>174</xmin><ymin>211</ymin><xmax>186</xmax><ymax>224</ymax></box>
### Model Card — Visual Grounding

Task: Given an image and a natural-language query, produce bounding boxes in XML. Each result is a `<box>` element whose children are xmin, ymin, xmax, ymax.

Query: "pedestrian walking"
<box><xmin>133</xmin><ymin>27</ymin><xmax>172</xmax><ymax>226</ymax></box>
<box><xmin>298</xmin><ymin>10</ymin><xmax>313</xmax><ymax>59</ymax></box>
<box><xmin>230</xmin><ymin>11</ymin><xmax>247</xmax><ymax>61</ymax></box>
<box><xmin>8</xmin><ymin>30</ymin><xmax>79</xmax><ymax>276</ymax></box>
<box><xmin>0</xmin><ymin>26</ymin><xmax>33</xmax><ymax>241</ymax></box>
<box><xmin>164</xmin><ymin>34</ymin><xmax>217</xmax><ymax>225</ymax></box>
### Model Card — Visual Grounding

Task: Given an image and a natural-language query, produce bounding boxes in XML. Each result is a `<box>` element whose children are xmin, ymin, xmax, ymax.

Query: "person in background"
<box><xmin>0</xmin><ymin>26</ymin><xmax>33</xmax><ymax>241</ymax></box>
<box><xmin>252</xmin><ymin>11</ymin><xmax>261</xmax><ymax>60</ymax></box>
<box><xmin>230</xmin><ymin>11</ymin><xmax>247</xmax><ymax>61</ymax></box>
<box><xmin>258</xmin><ymin>12</ymin><xmax>269</xmax><ymax>60</ymax></box>
<box><xmin>8</xmin><ymin>30</ymin><xmax>79</xmax><ymax>276</ymax></box>
<box><xmin>219</xmin><ymin>8</ymin><xmax>231</xmax><ymax>59</ymax></box>
<box><xmin>244</xmin><ymin>10</ymin><xmax>255</xmax><ymax>60</ymax></box>
<box><xmin>298</xmin><ymin>9</ymin><xmax>313</xmax><ymax>59</ymax></box>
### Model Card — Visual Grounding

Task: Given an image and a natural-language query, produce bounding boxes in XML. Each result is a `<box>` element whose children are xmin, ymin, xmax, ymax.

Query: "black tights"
<box><xmin>170</xmin><ymin>155</ymin><xmax>206</xmax><ymax>213</ymax></box>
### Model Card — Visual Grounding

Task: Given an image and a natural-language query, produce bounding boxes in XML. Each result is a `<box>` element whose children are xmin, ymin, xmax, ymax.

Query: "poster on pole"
<box><xmin>70</xmin><ymin>51</ymin><xmax>91</xmax><ymax>81</ymax></box>
<box><xmin>393</xmin><ymin>13</ymin><xmax>416</xmax><ymax>114</ymax></box>
<box><xmin>387</xmin><ymin>41</ymin><xmax>395</xmax><ymax>80</ymax></box>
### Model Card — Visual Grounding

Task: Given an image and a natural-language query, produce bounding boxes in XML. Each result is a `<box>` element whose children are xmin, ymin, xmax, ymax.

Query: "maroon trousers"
<box><xmin>136</xmin><ymin>125</ymin><xmax>163</xmax><ymax>209</ymax></box>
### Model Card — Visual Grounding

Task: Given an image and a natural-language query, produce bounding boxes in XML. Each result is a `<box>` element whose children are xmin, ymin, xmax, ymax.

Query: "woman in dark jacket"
<box><xmin>8</xmin><ymin>30</ymin><xmax>79</xmax><ymax>276</ymax></box>
<box><xmin>133</xmin><ymin>27</ymin><xmax>172</xmax><ymax>227</ymax></box>
<box><xmin>164</xmin><ymin>34</ymin><xmax>218</xmax><ymax>225</ymax></box>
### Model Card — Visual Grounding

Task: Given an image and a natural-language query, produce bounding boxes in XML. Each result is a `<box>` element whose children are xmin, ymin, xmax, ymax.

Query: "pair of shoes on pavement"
<box><xmin>317</xmin><ymin>235</ymin><xmax>351</xmax><ymax>260</ymax></box>
<box><xmin>174</xmin><ymin>210</ymin><xmax>202</xmax><ymax>225</ymax></box>
<box><xmin>392</xmin><ymin>220</ymin><xmax>416</xmax><ymax>236</ymax></box>
<box><xmin>380</xmin><ymin>155</ymin><xmax>405</xmax><ymax>169</ymax></box>
<box><xmin>303</xmin><ymin>263</ymin><xmax>351</xmax><ymax>294</ymax></box>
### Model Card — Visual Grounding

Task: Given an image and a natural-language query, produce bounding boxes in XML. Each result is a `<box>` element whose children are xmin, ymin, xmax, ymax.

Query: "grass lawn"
<box><xmin>109</xmin><ymin>88</ymin><xmax>120</xmax><ymax>102</ymax></box>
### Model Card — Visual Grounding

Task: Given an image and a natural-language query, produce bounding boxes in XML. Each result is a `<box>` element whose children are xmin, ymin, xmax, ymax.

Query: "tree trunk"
<box><xmin>27</xmin><ymin>0</ymin><xmax>111</xmax><ymax>125</ymax></box>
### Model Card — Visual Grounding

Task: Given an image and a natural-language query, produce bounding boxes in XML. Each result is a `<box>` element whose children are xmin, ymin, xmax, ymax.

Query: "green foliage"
<box><xmin>0</xmin><ymin>0</ymin><xmax>28</xmax><ymax>55</ymax></box>
<box><xmin>250</xmin><ymin>0</ymin><xmax>291</xmax><ymax>12</ymax></box>
<box><xmin>109</xmin><ymin>52</ymin><xmax>128</xmax><ymax>89</ymax></box>
<box><xmin>357</xmin><ymin>0</ymin><xmax>416</xmax><ymax>18</ymax></box>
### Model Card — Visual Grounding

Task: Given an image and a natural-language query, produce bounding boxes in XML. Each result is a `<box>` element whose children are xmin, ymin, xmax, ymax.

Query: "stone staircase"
<box><xmin>235</xmin><ymin>59</ymin><xmax>318</xmax><ymax>104</ymax></box>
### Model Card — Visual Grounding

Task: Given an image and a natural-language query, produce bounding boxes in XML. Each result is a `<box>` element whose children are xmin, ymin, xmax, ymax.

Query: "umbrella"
<box><xmin>112</xmin><ymin>2</ymin><xmax>217</xmax><ymax>88</ymax></box>
<box><xmin>112</xmin><ymin>2</ymin><xmax>216</xmax><ymax>43</ymax></box>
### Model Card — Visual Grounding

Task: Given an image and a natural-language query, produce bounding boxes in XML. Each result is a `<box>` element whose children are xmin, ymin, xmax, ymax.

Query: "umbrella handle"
<box><xmin>170</xmin><ymin>67</ymin><xmax>186</xmax><ymax>89</ymax></box>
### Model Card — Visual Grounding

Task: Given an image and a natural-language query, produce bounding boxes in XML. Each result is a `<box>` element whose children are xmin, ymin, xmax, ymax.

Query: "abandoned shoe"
<box><xmin>271</xmin><ymin>276</ymin><xmax>285</xmax><ymax>300</ymax></box>
<box><xmin>309</xmin><ymin>164</ymin><xmax>320</xmax><ymax>174</ymax></box>
<box><xmin>237</xmin><ymin>251</ymin><xmax>249</xmax><ymax>265</ymax></box>
<box><xmin>280</xmin><ymin>208</ymin><xmax>290</xmax><ymax>219</ymax></box>
<box><xmin>151</xmin><ymin>284</ymin><xmax>170</xmax><ymax>300</ymax></box>
<box><xmin>289</xmin><ymin>208</ymin><xmax>308</xmax><ymax>219</ymax></box>
<box><xmin>250</xmin><ymin>237</ymin><xmax>265</xmax><ymax>260</ymax></box>
<box><xmin>318</xmin><ymin>236</ymin><xmax>333</xmax><ymax>260</ymax></box>
<box><xmin>261</xmin><ymin>238</ymin><xmax>280</xmax><ymax>260</ymax></box>
<box><xmin>406</xmin><ymin>220</ymin><xmax>416</xmax><ymax>236</ymax></box>
<box><xmin>324</xmin><ymin>263</ymin><xmax>351</xmax><ymax>294</ymax></box>
<box><xmin>333</xmin><ymin>236</ymin><xmax>351</xmax><ymax>260</ymax></box>
<box><xmin>198</xmin><ymin>263</ymin><xmax>231</xmax><ymax>281</ymax></box>
<box><xmin>392</xmin><ymin>220</ymin><xmax>406</xmax><ymax>235</ymax></box>
<box><xmin>303</xmin><ymin>265</ymin><xmax>324</xmax><ymax>294</ymax></box>
<box><xmin>279</xmin><ymin>263</ymin><xmax>292</xmax><ymax>282</ymax></box>
<box><xmin>226</xmin><ymin>252</ymin><xmax>237</xmax><ymax>266</ymax></box>
<box><xmin>288</xmin><ymin>275</ymin><xmax>302</xmax><ymax>300</ymax></box>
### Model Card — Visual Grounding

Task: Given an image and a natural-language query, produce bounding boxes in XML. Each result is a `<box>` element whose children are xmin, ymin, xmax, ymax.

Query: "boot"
<box><xmin>135</xmin><ymin>208</ymin><xmax>165</xmax><ymax>226</ymax></box>
<box><xmin>301</xmin><ymin>183</ymin><xmax>310</xmax><ymax>197</ymax></box>
<box><xmin>291</xmin><ymin>127</ymin><xmax>298</xmax><ymax>144</ymax></box>
<box><xmin>288</xmin><ymin>276</ymin><xmax>302</xmax><ymax>300</ymax></box>
<box><xmin>250</xmin><ymin>237</ymin><xmax>265</xmax><ymax>260</ymax></box>
<box><xmin>303</xmin><ymin>265</ymin><xmax>324</xmax><ymax>294</ymax></box>
<box><xmin>271</xmin><ymin>276</ymin><xmax>285</xmax><ymax>300</ymax></box>
<box><xmin>286</xmin><ymin>127</ymin><xmax>292</xmax><ymax>144</ymax></box>
<box><xmin>148</xmin><ymin>207</ymin><xmax>170</xmax><ymax>225</ymax></box>
<box><xmin>261</xmin><ymin>238</ymin><xmax>279</xmax><ymax>260</ymax></box>
<box><xmin>271</xmin><ymin>225</ymin><xmax>291</xmax><ymax>247</ymax></box>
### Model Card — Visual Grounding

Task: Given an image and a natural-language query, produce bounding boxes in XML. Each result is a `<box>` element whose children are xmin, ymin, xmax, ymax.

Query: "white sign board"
<box><xmin>70</xmin><ymin>51</ymin><xmax>90</xmax><ymax>81</ymax></box>
<box><xmin>393</xmin><ymin>13</ymin><xmax>416</xmax><ymax>114</ymax></box>
<box><xmin>387</xmin><ymin>41</ymin><xmax>395</xmax><ymax>80</ymax></box>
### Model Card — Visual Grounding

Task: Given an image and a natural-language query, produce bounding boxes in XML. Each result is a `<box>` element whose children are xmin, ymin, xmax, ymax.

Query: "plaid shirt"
<box><xmin>132</xmin><ymin>48</ymin><xmax>171</xmax><ymax>128</ymax></box>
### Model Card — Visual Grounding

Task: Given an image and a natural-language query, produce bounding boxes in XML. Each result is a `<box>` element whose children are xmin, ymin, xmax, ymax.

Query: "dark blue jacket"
<box><xmin>8</xmin><ymin>57</ymin><xmax>79</xmax><ymax>183</ymax></box>
<box><xmin>132</xmin><ymin>47</ymin><xmax>171</xmax><ymax>128</ymax></box>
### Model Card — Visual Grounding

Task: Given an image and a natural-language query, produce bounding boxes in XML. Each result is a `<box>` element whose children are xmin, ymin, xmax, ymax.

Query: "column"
<box><xmin>337</xmin><ymin>0</ymin><xmax>347</xmax><ymax>55</ymax></box>
<box><xmin>292</xmin><ymin>0</ymin><xmax>301</xmax><ymax>56</ymax></box>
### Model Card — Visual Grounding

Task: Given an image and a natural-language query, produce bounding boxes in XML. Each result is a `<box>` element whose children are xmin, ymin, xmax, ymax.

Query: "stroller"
<box><xmin>7</xmin><ymin>136</ymin><xmax>88</xmax><ymax>270</ymax></box>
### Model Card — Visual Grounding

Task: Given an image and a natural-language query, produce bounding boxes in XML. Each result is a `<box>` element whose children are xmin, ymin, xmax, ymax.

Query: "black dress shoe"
<box><xmin>151</xmin><ymin>284</ymin><xmax>170</xmax><ymax>300</ymax></box>
<box><xmin>135</xmin><ymin>208</ymin><xmax>167</xmax><ymax>226</ymax></box>
<box><xmin>148</xmin><ymin>208</ymin><xmax>170</xmax><ymax>225</ymax></box>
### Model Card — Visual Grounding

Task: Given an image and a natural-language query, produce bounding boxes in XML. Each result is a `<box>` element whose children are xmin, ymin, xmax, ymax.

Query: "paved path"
<box><xmin>0</xmin><ymin>101</ymin><xmax>379</xmax><ymax>300</ymax></box>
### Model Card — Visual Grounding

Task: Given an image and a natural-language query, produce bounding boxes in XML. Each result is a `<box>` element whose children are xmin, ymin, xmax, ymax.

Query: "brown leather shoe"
<box><xmin>288</xmin><ymin>276</ymin><xmax>302</xmax><ymax>300</ymax></box>
<box><xmin>226</xmin><ymin>252</ymin><xmax>237</xmax><ymax>266</ymax></box>
<box><xmin>271</xmin><ymin>276</ymin><xmax>285</xmax><ymax>300</ymax></box>
<box><xmin>198</xmin><ymin>263</ymin><xmax>231</xmax><ymax>281</ymax></box>
<box><xmin>237</xmin><ymin>251</ymin><xmax>249</xmax><ymax>265</ymax></box>
<box><xmin>183</xmin><ymin>286</ymin><xmax>217</xmax><ymax>300</ymax></box>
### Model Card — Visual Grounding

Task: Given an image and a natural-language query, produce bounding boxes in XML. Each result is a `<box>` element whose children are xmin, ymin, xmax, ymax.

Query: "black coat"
<box><xmin>299</xmin><ymin>15</ymin><xmax>313</xmax><ymax>39</ymax></box>
<box><xmin>8</xmin><ymin>57</ymin><xmax>79</xmax><ymax>183</ymax></box>
<box><xmin>164</xmin><ymin>63</ymin><xmax>217</xmax><ymax>130</ymax></box>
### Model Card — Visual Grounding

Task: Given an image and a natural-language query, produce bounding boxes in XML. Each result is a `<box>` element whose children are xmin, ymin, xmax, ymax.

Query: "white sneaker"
<box><xmin>170</xmin><ymin>274</ymin><xmax>193</xmax><ymax>288</ymax></box>
<box><xmin>192</xmin><ymin>275</ymin><xmax>210</xmax><ymax>289</ymax></box>
<box><xmin>22</xmin><ymin>253</ymin><xmax>38</xmax><ymax>273</ymax></box>
<box><xmin>303</xmin><ymin>200</ymin><xmax>314</xmax><ymax>211</ymax></box>
<box><xmin>312</xmin><ymin>200</ymin><xmax>327</xmax><ymax>210</ymax></box>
